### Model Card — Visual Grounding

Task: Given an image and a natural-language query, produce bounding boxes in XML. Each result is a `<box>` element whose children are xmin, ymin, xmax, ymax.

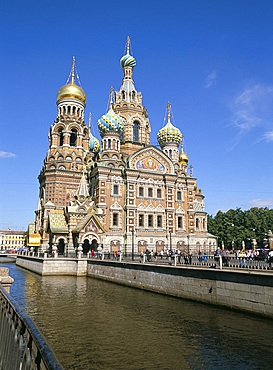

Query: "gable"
<box><xmin>128</xmin><ymin>146</ymin><xmax>175</xmax><ymax>174</ymax></box>
<box><xmin>72</xmin><ymin>211</ymin><xmax>106</xmax><ymax>234</ymax></box>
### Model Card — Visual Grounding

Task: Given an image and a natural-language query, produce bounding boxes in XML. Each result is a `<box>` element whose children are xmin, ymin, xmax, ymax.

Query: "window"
<box><xmin>108</xmin><ymin>139</ymin><xmax>111</xmax><ymax>149</ymax></box>
<box><xmin>70</xmin><ymin>129</ymin><xmax>77</xmax><ymax>146</ymax></box>
<box><xmin>157</xmin><ymin>189</ymin><xmax>161</xmax><ymax>198</ymax></box>
<box><xmin>113</xmin><ymin>185</ymin><xmax>118</xmax><ymax>195</ymax></box>
<box><xmin>139</xmin><ymin>187</ymin><xmax>144</xmax><ymax>197</ymax></box>
<box><xmin>148</xmin><ymin>188</ymin><xmax>153</xmax><ymax>197</ymax></box>
<box><xmin>139</xmin><ymin>214</ymin><xmax>144</xmax><ymax>227</ymax></box>
<box><xmin>133</xmin><ymin>121</ymin><xmax>140</xmax><ymax>141</ymax></box>
<box><xmin>58</xmin><ymin>128</ymin><xmax>64</xmax><ymax>146</ymax></box>
<box><xmin>113</xmin><ymin>213</ymin><xmax>118</xmax><ymax>226</ymax></box>
<box><xmin>157</xmin><ymin>215</ymin><xmax>162</xmax><ymax>228</ymax></box>
<box><xmin>177</xmin><ymin>191</ymin><xmax>181</xmax><ymax>201</ymax></box>
<box><xmin>148</xmin><ymin>215</ymin><xmax>153</xmax><ymax>227</ymax></box>
<box><xmin>178</xmin><ymin>217</ymin><xmax>182</xmax><ymax>229</ymax></box>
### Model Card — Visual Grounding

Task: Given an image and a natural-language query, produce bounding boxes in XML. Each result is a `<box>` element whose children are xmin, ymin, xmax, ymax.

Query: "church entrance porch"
<box><xmin>83</xmin><ymin>239</ymin><xmax>91</xmax><ymax>254</ymax></box>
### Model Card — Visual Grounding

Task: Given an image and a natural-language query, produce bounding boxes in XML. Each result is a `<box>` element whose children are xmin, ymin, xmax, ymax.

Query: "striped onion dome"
<box><xmin>97</xmin><ymin>106</ymin><xmax>124</xmax><ymax>137</ymax></box>
<box><xmin>90</xmin><ymin>133</ymin><xmax>100</xmax><ymax>153</ymax></box>
<box><xmin>120</xmin><ymin>53</ymin><xmax>136</xmax><ymax>68</ymax></box>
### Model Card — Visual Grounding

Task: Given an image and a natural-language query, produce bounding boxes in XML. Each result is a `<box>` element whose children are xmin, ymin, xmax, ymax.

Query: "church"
<box><xmin>29</xmin><ymin>37</ymin><xmax>217</xmax><ymax>256</ymax></box>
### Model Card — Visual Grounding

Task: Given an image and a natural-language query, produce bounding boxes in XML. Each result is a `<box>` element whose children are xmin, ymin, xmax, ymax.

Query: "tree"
<box><xmin>207</xmin><ymin>207</ymin><xmax>273</xmax><ymax>249</ymax></box>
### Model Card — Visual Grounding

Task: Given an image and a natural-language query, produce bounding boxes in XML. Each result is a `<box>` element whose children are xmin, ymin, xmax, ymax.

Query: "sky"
<box><xmin>2</xmin><ymin>0</ymin><xmax>273</xmax><ymax>230</ymax></box>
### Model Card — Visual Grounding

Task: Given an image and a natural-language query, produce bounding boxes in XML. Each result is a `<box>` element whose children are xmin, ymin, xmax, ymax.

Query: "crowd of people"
<box><xmin>86</xmin><ymin>246</ymin><xmax>273</xmax><ymax>270</ymax></box>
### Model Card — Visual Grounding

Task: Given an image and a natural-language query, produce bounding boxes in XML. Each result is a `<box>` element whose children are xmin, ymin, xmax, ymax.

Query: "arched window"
<box><xmin>108</xmin><ymin>139</ymin><xmax>111</xmax><ymax>149</ymax></box>
<box><xmin>122</xmin><ymin>91</ymin><xmax>125</xmax><ymax>100</ymax></box>
<box><xmin>169</xmin><ymin>149</ymin><xmax>172</xmax><ymax>158</ymax></box>
<box><xmin>68</xmin><ymin>106</ymin><xmax>71</xmax><ymax>115</ymax></box>
<box><xmin>196</xmin><ymin>219</ymin><xmax>199</xmax><ymax>229</ymax></box>
<box><xmin>73</xmin><ymin>106</ymin><xmax>76</xmax><ymax>115</ymax></box>
<box><xmin>133</xmin><ymin>121</ymin><xmax>140</xmax><ymax>142</ymax></box>
<box><xmin>58</xmin><ymin>128</ymin><xmax>64</xmax><ymax>146</ymax></box>
<box><xmin>132</xmin><ymin>91</ymin><xmax>135</xmax><ymax>100</ymax></box>
<box><xmin>70</xmin><ymin>128</ymin><xmax>77</xmax><ymax>146</ymax></box>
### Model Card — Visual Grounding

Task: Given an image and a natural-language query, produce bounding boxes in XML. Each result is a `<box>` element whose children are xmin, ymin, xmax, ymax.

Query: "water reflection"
<box><xmin>3</xmin><ymin>264</ymin><xmax>273</xmax><ymax>369</ymax></box>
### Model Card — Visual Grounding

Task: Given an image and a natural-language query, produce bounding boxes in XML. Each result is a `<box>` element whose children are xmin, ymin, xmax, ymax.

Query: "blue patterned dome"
<box><xmin>157</xmin><ymin>121</ymin><xmax>183</xmax><ymax>147</ymax></box>
<box><xmin>97</xmin><ymin>106</ymin><xmax>124</xmax><ymax>137</ymax></box>
<box><xmin>120</xmin><ymin>53</ymin><xmax>136</xmax><ymax>68</ymax></box>
<box><xmin>90</xmin><ymin>133</ymin><xmax>100</xmax><ymax>153</ymax></box>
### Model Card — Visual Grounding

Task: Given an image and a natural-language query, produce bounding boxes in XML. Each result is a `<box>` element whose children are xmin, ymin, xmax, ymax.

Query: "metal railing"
<box><xmin>0</xmin><ymin>285</ymin><xmax>63</xmax><ymax>370</ymax></box>
<box><xmin>17</xmin><ymin>250</ymin><xmax>273</xmax><ymax>271</ymax></box>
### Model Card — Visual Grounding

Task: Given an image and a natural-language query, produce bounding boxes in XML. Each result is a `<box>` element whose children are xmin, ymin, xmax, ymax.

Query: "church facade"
<box><xmin>31</xmin><ymin>38</ymin><xmax>217</xmax><ymax>255</ymax></box>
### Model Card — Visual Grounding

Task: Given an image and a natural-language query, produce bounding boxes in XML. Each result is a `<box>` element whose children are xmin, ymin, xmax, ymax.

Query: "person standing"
<box><xmin>268</xmin><ymin>250</ymin><xmax>273</xmax><ymax>270</ymax></box>
<box><xmin>188</xmin><ymin>249</ymin><xmax>192</xmax><ymax>264</ymax></box>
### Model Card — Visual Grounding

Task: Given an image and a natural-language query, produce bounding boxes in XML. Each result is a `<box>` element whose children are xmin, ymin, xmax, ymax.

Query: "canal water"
<box><xmin>2</xmin><ymin>263</ymin><xmax>273</xmax><ymax>370</ymax></box>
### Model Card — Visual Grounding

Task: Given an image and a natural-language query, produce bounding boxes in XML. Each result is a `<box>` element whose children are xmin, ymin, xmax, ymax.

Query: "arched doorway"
<box><xmin>83</xmin><ymin>239</ymin><xmax>91</xmax><ymax>254</ymax></box>
<box><xmin>91</xmin><ymin>239</ymin><xmax>98</xmax><ymax>251</ymax></box>
<box><xmin>57</xmin><ymin>239</ymin><xmax>65</xmax><ymax>255</ymax></box>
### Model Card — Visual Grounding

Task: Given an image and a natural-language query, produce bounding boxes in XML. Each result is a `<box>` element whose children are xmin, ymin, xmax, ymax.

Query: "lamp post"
<box><xmin>132</xmin><ymin>229</ymin><xmax>135</xmax><ymax>261</ymax></box>
<box><xmin>169</xmin><ymin>230</ymin><xmax>172</xmax><ymax>253</ymax></box>
<box><xmin>187</xmin><ymin>234</ymin><xmax>189</xmax><ymax>253</ymax></box>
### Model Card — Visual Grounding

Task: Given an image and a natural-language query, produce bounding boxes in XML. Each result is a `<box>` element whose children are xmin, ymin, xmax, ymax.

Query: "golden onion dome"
<box><xmin>193</xmin><ymin>183</ymin><xmax>197</xmax><ymax>191</ymax></box>
<box><xmin>56</xmin><ymin>57</ymin><xmax>86</xmax><ymax>103</ymax></box>
<box><xmin>57</xmin><ymin>80</ymin><xmax>86</xmax><ymax>103</ymax></box>
<box><xmin>179</xmin><ymin>145</ymin><xmax>189</xmax><ymax>164</ymax></box>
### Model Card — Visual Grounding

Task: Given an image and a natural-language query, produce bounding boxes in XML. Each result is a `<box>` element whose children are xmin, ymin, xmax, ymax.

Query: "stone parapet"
<box><xmin>0</xmin><ymin>267</ymin><xmax>14</xmax><ymax>293</ymax></box>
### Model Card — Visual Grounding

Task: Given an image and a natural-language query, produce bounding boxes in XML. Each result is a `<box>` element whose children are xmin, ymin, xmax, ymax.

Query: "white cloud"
<box><xmin>0</xmin><ymin>150</ymin><xmax>16</xmax><ymax>158</ymax></box>
<box><xmin>229</xmin><ymin>84</ymin><xmax>273</xmax><ymax>149</ymax></box>
<box><xmin>203</xmin><ymin>71</ymin><xmax>217</xmax><ymax>88</ymax></box>
<box><xmin>261</xmin><ymin>131</ymin><xmax>273</xmax><ymax>142</ymax></box>
<box><xmin>246</xmin><ymin>198</ymin><xmax>273</xmax><ymax>208</ymax></box>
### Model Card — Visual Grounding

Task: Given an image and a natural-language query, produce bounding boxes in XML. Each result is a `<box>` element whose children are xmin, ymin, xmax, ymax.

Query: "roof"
<box><xmin>72</xmin><ymin>211</ymin><xmax>106</xmax><ymax>233</ymax></box>
<box><xmin>47</xmin><ymin>212</ymin><xmax>68</xmax><ymax>233</ymax></box>
<box><xmin>0</xmin><ymin>230</ymin><xmax>25</xmax><ymax>235</ymax></box>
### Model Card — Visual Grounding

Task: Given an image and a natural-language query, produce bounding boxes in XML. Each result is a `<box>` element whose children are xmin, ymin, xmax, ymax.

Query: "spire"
<box><xmin>89</xmin><ymin>112</ymin><xmax>91</xmax><ymax>133</ymax></box>
<box><xmin>110</xmin><ymin>86</ymin><xmax>114</xmax><ymax>109</ymax></box>
<box><xmin>167</xmin><ymin>101</ymin><xmax>171</xmax><ymax>123</ymax></box>
<box><xmin>76</xmin><ymin>169</ymin><xmax>89</xmax><ymax>197</ymax></box>
<box><xmin>126</xmin><ymin>36</ymin><xmax>130</xmax><ymax>55</ymax></box>
<box><xmin>71</xmin><ymin>56</ymin><xmax>75</xmax><ymax>84</ymax></box>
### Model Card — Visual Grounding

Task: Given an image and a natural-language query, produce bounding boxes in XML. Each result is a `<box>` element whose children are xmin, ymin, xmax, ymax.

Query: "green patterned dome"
<box><xmin>157</xmin><ymin>121</ymin><xmax>183</xmax><ymax>146</ymax></box>
<box><xmin>97</xmin><ymin>106</ymin><xmax>124</xmax><ymax>137</ymax></box>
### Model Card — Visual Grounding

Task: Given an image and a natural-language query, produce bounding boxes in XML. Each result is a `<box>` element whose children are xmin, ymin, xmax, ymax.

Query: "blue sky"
<box><xmin>2</xmin><ymin>0</ymin><xmax>273</xmax><ymax>230</ymax></box>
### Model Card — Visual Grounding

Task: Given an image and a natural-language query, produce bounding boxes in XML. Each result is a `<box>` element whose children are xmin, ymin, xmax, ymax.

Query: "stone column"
<box><xmin>78</xmin><ymin>243</ymin><xmax>83</xmax><ymax>258</ymax></box>
<box><xmin>0</xmin><ymin>267</ymin><xmax>14</xmax><ymax>294</ymax></box>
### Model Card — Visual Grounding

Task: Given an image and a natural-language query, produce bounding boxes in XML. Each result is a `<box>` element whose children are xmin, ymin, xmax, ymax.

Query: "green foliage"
<box><xmin>207</xmin><ymin>207</ymin><xmax>273</xmax><ymax>249</ymax></box>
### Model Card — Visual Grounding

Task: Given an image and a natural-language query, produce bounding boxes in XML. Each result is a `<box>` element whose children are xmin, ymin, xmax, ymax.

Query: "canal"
<box><xmin>2</xmin><ymin>262</ymin><xmax>273</xmax><ymax>369</ymax></box>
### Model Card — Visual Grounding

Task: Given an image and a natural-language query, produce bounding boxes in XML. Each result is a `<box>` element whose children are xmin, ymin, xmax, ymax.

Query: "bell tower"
<box><xmin>35</xmin><ymin>57</ymin><xmax>90</xmax><ymax>250</ymax></box>
<box><xmin>114</xmin><ymin>37</ymin><xmax>151</xmax><ymax>156</ymax></box>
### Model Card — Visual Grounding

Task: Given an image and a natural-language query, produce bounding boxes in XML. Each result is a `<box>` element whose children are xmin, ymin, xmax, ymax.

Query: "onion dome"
<box><xmin>120</xmin><ymin>36</ymin><xmax>136</xmax><ymax>68</ymax></box>
<box><xmin>179</xmin><ymin>145</ymin><xmax>188</xmax><ymax>164</ymax></box>
<box><xmin>57</xmin><ymin>57</ymin><xmax>86</xmax><ymax>103</ymax></box>
<box><xmin>90</xmin><ymin>133</ymin><xmax>100</xmax><ymax>153</ymax></box>
<box><xmin>157</xmin><ymin>102</ymin><xmax>183</xmax><ymax>147</ymax></box>
<box><xmin>88</xmin><ymin>114</ymin><xmax>100</xmax><ymax>153</ymax></box>
<box><xmin>97</xmin><ymin>105</ymin><xmax>124</xmax><ymax>137</ymax></box>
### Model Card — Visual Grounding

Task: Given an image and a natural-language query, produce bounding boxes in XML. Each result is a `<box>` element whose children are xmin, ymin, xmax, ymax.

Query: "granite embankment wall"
<box><xmin>16</xmin><ymin>256</ymin><xmax>273</xmax><ymax>318</ymax></box>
